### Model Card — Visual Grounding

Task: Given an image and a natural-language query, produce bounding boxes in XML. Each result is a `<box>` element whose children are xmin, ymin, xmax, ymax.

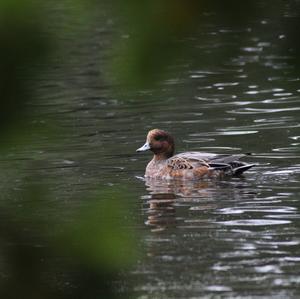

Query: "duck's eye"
<box><xmin>154</xmin><ymin>135</ymin><xmax>165</xmax><ymax>141</ymax></box>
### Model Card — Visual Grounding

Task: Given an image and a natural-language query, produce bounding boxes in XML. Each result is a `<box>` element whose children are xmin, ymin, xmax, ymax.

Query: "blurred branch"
<box><xmin>0</xmin><ymin>0</ymin><xmax>49</xmax><ymax>131</ymax></box>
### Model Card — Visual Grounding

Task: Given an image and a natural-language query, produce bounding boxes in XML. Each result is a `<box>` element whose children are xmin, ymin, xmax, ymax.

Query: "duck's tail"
<box><xmin>208</xmin><ymin>162</ymin><xmax>256</xmax><ymax>176</ymax></box>
<box><xmin>232</xmin><ymin>164</ymin><xmax>256</xmax><ymax>176</ymax></box>
<box><xmin>208</xmin><ymin>153</ymin><xmax>255</xmax><ymax>176</ymax></box>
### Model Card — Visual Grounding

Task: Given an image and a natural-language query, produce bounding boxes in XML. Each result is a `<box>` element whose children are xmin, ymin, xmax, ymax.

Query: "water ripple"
<box><xmin>216</xmin><ymin>205</ymin><xmax>297</xmax><ymax>215</ymax></box>
<box><xmin>227</xmin><ymin>107</ymin><xmax>300</xmax><ymax>114</ymax></box>
<box><xmin>216</xmin><ymin>219</ymin><xmax>291</xmax><ymax>226</ymax></box>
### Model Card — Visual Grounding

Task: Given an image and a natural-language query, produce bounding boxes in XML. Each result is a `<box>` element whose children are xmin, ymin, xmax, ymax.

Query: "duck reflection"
<box><xmin>143</xmin><ymin>178</ymin><xmax>219</xmax><ymax>232</ymax></box>
<box><xmin>145</xmin><ymin>191</ymin><xmax>176</xmax><ymax>232</ymax></box>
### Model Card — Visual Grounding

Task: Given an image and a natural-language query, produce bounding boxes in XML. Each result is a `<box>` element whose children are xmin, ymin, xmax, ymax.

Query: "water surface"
<box><xmin>2</xmin><ymin>2</ymin><xmax>300</xmax><ymax>298</ymax></box>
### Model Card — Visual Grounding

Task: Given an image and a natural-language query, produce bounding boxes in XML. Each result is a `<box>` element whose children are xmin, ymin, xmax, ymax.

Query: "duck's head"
<box><xmin>136</xmin><ymin>129</ymin><xmax>174</xmax><ymax>159</ymax></box>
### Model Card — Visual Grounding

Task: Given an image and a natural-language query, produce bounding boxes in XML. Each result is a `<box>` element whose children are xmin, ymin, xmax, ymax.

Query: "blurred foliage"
<box><xmin>108</xmin><ymin>0</ymin><xmax>300</xmax><ymax>89</ymax></box>
<box><xmin>110</xmin><ymin>0</ymin><xmax>258</xmax><ymax>87</ymax></box>
<box><xmin>59</xmin><ymin>190</ymin><xmax>136</xmax><ymax>270</ymax></box>
<box><xmin>0</xmin><ymin>182</ymin><xmax>136</xmax><ymax>298</ymax></box>
<box><xmin>0</xmin><ymin>1</ymin><xmax>136</xmax><ymax>298</ymax></box>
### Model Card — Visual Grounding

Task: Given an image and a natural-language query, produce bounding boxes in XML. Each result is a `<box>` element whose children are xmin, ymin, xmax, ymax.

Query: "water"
<box><xmin>2</xmin><ymin>2</ymin><xmax>300</xmax><ymax>298</ymax></box>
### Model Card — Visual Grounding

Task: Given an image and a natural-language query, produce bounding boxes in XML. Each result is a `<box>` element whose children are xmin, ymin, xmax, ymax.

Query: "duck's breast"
<box><xmin>145</xmin><ymin>159</ymin><xmax>168</xmax><ymax>178</ymax></box>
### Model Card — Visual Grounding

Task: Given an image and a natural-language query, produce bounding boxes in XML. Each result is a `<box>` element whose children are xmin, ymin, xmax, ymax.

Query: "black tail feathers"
<box><xmin>232</xmin><ymin>164</ymin><xmax>256</xmax><ymax>176</ymax></box>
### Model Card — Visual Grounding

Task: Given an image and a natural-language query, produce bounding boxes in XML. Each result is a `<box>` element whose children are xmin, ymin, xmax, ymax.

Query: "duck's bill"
<box><xmin>136</xmin><ymin>142</ymin><xmax>151</xmax><ymax>152</ymax></box>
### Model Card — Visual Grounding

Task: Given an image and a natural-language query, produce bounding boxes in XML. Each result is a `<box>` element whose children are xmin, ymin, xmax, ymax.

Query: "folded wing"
<box><xmin>171</xmin><ymin>152</ymin><xmax>255</xmax><ymax>175</ymax></box>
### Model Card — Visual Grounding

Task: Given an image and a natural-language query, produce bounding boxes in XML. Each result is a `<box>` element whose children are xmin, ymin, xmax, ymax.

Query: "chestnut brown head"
<box><xmin>136</xmin><ymin>129</ymin><xmax>175</xmax><ymax>158</ymax></box>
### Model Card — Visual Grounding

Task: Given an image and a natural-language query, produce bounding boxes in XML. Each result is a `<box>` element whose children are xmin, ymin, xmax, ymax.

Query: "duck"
<box><xmin>136</xmin><ymin>129</ymin><xmax>255</xmax><ymax>180</ymax></box>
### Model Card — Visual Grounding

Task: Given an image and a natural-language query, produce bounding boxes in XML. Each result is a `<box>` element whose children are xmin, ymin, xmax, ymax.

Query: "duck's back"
<box><xmin>174</xmin><ymin>152</ymin><xmax>220</xmax><ymax>161</ymax></box>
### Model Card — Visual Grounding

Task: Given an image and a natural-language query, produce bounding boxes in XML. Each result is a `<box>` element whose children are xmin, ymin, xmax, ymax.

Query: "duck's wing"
<box><xmin>167</xmin><ymin>154</ymin><xmax>210</xmax><ymax>170</ymax></box>
<box><xmin>210</xmin><ymin>154</ymin><xmax>247</xmax><ymax>164</ymax></box>
<box><xmin>174</xmin><ymin>152</ymin><xmax>255</xmax><ymax>175</ymax></box>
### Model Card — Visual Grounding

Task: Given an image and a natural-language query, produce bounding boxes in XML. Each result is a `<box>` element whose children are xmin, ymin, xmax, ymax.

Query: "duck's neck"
<box><xmin>151</xmin><ymin>141</ymin><xmax>174</xmax><ymax>161</ymax></box>
<box><xmin>153</xmin><ymin>151</ymin><xmax>173</xmax><ymax>161</ymax></box>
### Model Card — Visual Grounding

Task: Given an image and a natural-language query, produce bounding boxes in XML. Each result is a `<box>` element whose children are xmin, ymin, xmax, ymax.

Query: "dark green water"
<box><xmin>2</xmin><ymin>2</ymin><xmax>300</xmax><ymax>299</ymax></box>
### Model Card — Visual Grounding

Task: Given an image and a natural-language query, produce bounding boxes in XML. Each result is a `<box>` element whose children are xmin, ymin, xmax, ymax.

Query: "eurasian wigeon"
<box><xmin>136</xmin><ymin>129</ymin><xmax>255</xmax><ymax>180</ymax></box>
